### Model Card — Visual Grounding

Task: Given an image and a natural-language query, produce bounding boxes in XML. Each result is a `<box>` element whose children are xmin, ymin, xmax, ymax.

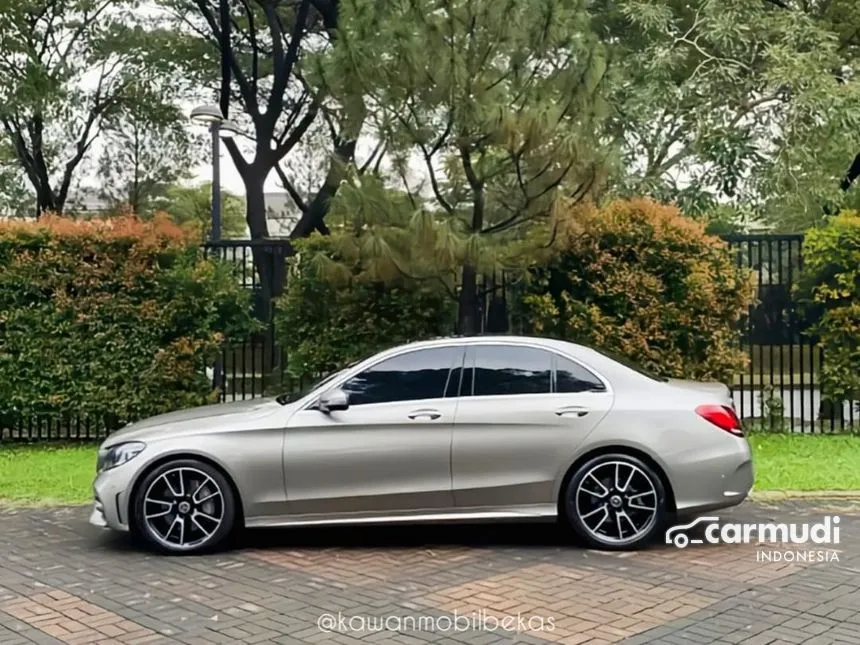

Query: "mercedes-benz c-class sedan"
<box><xmin>90</xmin><ymin>336</ymin><xmax>753</xmax><ymax>554</ymax></box>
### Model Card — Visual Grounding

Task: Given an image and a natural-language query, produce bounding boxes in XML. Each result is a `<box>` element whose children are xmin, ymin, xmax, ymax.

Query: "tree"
<box><xmin>319</xmin><ymin>0</ymin><xmax>608</xmax><ymax>334</ymax></box>
<box><xmin>0</xmin><ymin>147</ymin><xmax>35</xmax><ymax>218</ymax></box>
<box><xmin>0</xmin><ymin>1</ymin><xmax>185</xmax><ymax>216</ymax></box>
<box><xmin>155</xmin><ymin>0</ymin><xmax>369</xmax><ymax>302</ymax></box>
<box><xmin>98</xmin><ymin>90</ymin><xmax>200</xmax><ymax>214</ymax></box>
<box><xmin>593</xmin><ymin>0</ymin><xmax>860</xmax><ymax>229</ymax></box>
<box><xmin>155</xmin><ymin>182</ymin><xmax>247</xmax><ymax>240</ymax></box>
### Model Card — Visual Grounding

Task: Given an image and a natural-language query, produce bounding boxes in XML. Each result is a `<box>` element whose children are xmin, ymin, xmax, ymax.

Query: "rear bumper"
<box><xmin>672</xmin><ymin>436</ymin><xmax>754</xmax><ymax>515</ymax></box>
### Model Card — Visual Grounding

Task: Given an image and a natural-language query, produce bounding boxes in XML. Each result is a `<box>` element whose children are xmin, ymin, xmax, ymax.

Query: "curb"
<box><xmin>750</xmin><ymin>490</ymin><xmax>860</xmax><ymax>501</ymax></box>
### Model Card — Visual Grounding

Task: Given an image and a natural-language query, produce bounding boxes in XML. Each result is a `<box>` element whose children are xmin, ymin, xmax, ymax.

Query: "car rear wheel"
<box><xmin>564</xmin><ymin>453</ymin><xmax>666</xmax><ymax>550</ymax></box>
<box><xmin>132</xmin><ymin>459</ymin><xmax>236</xmax><ymax>554</ymax></box>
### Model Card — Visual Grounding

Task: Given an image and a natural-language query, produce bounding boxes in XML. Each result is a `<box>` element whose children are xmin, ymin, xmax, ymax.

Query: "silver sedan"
<box><xmin>90</xmin><ymin>336</ymin><xmax>753</xmax><ymax>554</ymax></box>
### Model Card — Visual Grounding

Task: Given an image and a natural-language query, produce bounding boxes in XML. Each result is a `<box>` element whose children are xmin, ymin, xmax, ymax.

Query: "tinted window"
<box><xmin>341</xmin><ymin>347</ymin><xmax>461</xmax><ymax>406</ymax></box>
<box><xmin>473</xmin><ymin>345</ymin><xmax>551</xmax><ymax>396</ymax></box>
<box><xmin>555</xmin><ymin>356</ymin><xmax>605</xmax><ymax>393</ymax></box>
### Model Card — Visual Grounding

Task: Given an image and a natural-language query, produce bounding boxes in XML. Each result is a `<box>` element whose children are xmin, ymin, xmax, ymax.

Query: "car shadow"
<box><xmin>92</xmin><ymin>520</ymin><xmax>580</xmax><ymax>555</ymax></box>
<box><xmin>236</xmin><ymin>520</ymin><xmax>575</xmax><ymax>552</ymax></box>
<box><xmin>93</xmin><ymin>516</ymin><xmax>736</xmax><ymax>555</ymax></box>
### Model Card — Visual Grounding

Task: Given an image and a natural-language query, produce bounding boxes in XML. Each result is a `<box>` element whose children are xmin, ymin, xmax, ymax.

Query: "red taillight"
<box><xmin>696</xmin><ymin>404</ymin><xmax>744</xmax><ymax>437</ymax></box>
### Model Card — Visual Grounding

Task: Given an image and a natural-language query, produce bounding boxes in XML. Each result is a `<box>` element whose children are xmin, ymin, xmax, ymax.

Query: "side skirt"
<box><xmin>245</xmin><ymin>504</ymin><xmax>558</xmax><ymax>529</ymax></box>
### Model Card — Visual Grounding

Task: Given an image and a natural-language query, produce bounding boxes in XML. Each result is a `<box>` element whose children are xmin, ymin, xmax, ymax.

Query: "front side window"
<box><xmin>471</xmin><ymin>345</ymin><xmax>552</xmax><ymax>396</ymax></box>
<box><xmin>341</xmin><ymin>347</ymin><xmax>462</xmax><ymax>406</ymax></box>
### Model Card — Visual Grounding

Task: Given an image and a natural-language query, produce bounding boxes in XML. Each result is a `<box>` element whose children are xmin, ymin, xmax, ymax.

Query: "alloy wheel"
<box><xmin>142</xmin><ymin>466</ymin><xmax>225</xmax><ymax>551</ymax></box>
<box><xmin>574</xmin><ymin>460</ymin><xmax>659</xmax><ymax>546</ymax></box>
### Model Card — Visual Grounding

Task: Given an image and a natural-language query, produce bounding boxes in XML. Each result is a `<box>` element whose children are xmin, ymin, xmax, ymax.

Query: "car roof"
<box><xmin>389</xmin><ymin>335</ymin><xmax>586</xmax><ymax>354</ymax></box>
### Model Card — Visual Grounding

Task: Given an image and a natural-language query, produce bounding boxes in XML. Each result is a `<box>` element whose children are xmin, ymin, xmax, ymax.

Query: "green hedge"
<box><xmin>0</xmin><ymin>215</ymin><xmax>259</xmax><ymax>430</ymax></box>
<box><xmin>275</xmin><ymin>233</ymin><xmax>456</xmax><ymax>381</ymax></box>
<box><xmin>516</xmin><ymin>199</ymin><xmax>754</xmax><ymax>383</ymax></box>
<box><xmin>798</xmin><ymin>212</ymin><xmax>860</xmax><ymax>405</ymax></box>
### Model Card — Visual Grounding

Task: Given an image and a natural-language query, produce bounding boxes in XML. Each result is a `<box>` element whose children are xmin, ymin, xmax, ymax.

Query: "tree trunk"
<box><xmin>36</xmin><ymin>189</ymin><xmax>59</xmax><ymax>217</ymax></box>
<box><xmin>290</xmin><ymin>137</ymin><xmax>357</xmax><ymax>239</ymax></box>
<box><xmin>458</xmin><ymin>263</ymin><xmax>480</xmax><ymax>335</ymax></box>
<box><xmin>244</xmin><ymin>174</ymin><xmax>286</xmax><ymax>322</ymax></box>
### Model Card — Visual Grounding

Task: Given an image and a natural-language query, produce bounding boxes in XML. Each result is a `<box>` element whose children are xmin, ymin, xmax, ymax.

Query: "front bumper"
<box><xmin>90</xmin><ymin>466</ymin><xmax>135</xmax><ymax>532</ymax></box>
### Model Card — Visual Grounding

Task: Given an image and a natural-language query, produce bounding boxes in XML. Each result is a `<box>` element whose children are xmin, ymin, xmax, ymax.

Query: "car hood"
<box><xmin>103</xmin><ymin>397</ymin><xmax>291</xmax><ymax>446</ymax></box>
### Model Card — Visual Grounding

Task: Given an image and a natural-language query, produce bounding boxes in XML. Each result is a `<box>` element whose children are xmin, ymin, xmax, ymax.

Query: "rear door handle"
<box><xmin>408</xmin><ymin>409</ymin><xmax>442</xmax><ymax>420</ymax></box>
<box><xmin>555</xmin><ymin>406</ymin><xmax>590</xmax><ymax>418</ymax></box>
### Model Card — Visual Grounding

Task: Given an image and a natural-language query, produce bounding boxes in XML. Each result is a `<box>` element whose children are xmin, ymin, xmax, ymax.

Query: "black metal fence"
<box><xmin>2</xmin><ymin>233</ymin><xmax>858</xmax><ymax>441</ymax></box>
<box><xmin>723</xmin><ymin>234</ymin><xmax>856</xmax><ymax>432</ymax></box>
<box><xmin>202</xmin><ymin>239</ymin><xmax>293</xmax><ymax>401</ymax></box>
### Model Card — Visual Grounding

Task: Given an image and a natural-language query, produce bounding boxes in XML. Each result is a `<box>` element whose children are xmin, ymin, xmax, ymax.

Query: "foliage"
<box><xmin>324</xmin><ymin>0</ymin><xmax>608</xmax><ymax>332</ymax></box>
<box><xmin>758</xmin><ymin>385</ymin><xmax>787</xmax><ymax>433</ymax></box>
<box><xmin>797</xmin><ymin>213</ymin><xmax>860</xmax><ymax>404</ymax></box>
<box><xmin>98</xmin><ymin>93</ymin><xmax>202</xmax><ymax>214</ymax></box>
<box><xmin>0</xmin><ymin>215</ymin><xmax>259</xmax><ymax>430</ymax></box>
<box><xmin>0</xmin><ymin>1</ymin><xmax>189</xmax><ymax>215</ymax></box>
<box><xmin>0</xmin><ymin>152</ymin><xmax>34</xmax><ymax>218</ymax></box>
<box><xmin>156</xmin><ymin>0</ymin><xmax>349</xmax><ymax>243</ymax></box>
<box><xmin>154</xmin><ymin>183</ymin><xmax>247</xmax><ymax>241</ymax></box>
<box><xmin>517</xmin><ymin>198</ymin><xmax>754</xmax><ymax>383</ymax></box>
<box><xmin>275</xmin><ymin>233</ymin><xmax>455</xmax><ymax>380</ymax></box>
<box><xmin>595</xmin><ymin>0</ymin><xmax>860</xmax><ymax>229</ymax></box>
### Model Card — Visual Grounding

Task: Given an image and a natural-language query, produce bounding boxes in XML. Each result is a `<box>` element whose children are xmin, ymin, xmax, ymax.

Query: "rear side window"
<box><xmin>472</xmin><ymin>345</ymin><xmax>552</xmax><ymax>396</ymax></box>
<box><xmin>555</xmin><ymin>356</ymin><xmax>606</xmax><ymax>392</ymax></box>
<box><xmin>341</xmin><ymin>347</ymin><xmax>462</xmax><ymax>405</ymax></box>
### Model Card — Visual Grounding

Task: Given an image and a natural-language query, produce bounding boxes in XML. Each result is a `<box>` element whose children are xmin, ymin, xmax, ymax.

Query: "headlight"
<box><xmin>97</xmin><ymin>442</ymin><xmax>146</xmax><ymax>472</ymax></box>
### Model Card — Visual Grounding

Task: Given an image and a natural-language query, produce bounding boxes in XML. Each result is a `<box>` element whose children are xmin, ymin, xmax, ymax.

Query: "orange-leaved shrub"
<box><xmin>0</xmin><ymin>215</ymin><xmax>259</xmax><ymax>433</ymax></box>
<box><xmin>516</xmin><ymin>199</ymin><xmax>754</xmax><ymax>382</ymax></box>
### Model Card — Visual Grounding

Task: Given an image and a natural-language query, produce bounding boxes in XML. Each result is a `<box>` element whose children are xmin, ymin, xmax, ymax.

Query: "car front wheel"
<box><xmin>564</xmin><ymin>453</ymin><xmax>666</xmax><ymax>550</ymax></box>
<box><xmin>132</xmin><ymin>459</ymin><xmax>236</xmax><ymax>554</ymax></box>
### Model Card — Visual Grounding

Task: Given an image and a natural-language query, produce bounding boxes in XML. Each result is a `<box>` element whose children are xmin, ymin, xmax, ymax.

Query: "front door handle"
<box><xmin>408</xmin><ymin>409</ymin><xmax>442</xmax><ymax>420</ymax></box>
<box><xmin>555</xmin><ymin>406</ymin><xmax>590</xmax><ymax>418</ymax></box>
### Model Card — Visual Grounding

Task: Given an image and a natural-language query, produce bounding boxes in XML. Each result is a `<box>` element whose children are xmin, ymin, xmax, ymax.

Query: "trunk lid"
<box><xmin>667</xmin><ymin>378</ymin><xmax>733</xmax><ymax>405</ymax></box>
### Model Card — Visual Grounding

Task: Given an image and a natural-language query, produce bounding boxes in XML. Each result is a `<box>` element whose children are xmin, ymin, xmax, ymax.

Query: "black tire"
<box><xmin>563</xmin><ymin>453</ymin><xmax>666</xmax><ymax>550</ymax></box>
<box><xmin>132</xmin><ymin>458</ymin><xmax>236</xmax><ymax>554</ymax></box>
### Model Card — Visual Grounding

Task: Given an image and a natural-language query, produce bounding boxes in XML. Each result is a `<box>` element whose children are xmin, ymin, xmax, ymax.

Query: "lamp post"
<box><xmin>190</xmin><ymin>104</ymin><xmax>241</xmax><ymax>242</ymax></box>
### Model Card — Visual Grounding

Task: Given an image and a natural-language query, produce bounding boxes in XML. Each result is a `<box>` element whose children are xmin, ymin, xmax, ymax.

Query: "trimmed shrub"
<box><xmin>275</xmin><ymin>233</ymin><xmax>456</xmax><ymax>381</ymax></box>
<box><xmin>797</xmin><ymin>212</ymin><xmax>860</xmax><ymax>405</ymax></box>
<box><xmin>0</xmin><ymin>215</ymin><xmax>259</xmax><ymax>431</ymax></box>
<box><xmin>516</xmin><ymin>198</ymin><xmax>754</xmax><ymax>382</ymax></box>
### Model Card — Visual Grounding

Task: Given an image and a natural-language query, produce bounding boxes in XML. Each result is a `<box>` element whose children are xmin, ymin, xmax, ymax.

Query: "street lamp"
<box><xmin>190</xmin><ymin>104</ymin><xmax>241</xmax><ymax>242</ymax></box>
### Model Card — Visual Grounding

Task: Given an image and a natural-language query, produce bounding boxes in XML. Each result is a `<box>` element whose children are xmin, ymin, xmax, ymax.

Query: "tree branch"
<box><xmin>274</xmin><ymin>164</ymin><xmax>309</xmax><ymax>212</ymax></box>
<box><xmin>274</xmin><ymin>98</ymin><xmax>320</xmax><ymax>159</ymax></box>
<box><xmin>263</xmin><ymin>0</ymin><xmax>312</xmax><ymax>134</ymax></box>
<box><xmin>192</xmin><ymin>0</ymin><xmax>257</xmax><ymax>111</ymax></box>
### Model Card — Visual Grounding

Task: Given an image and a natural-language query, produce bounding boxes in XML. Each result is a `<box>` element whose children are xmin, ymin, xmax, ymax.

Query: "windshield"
<box><xmin>275</xmin><ymin>369</ymin><xmax>345</xmax><ymax>405</ymax></box>
<box><xmin>587</xmin><ymin>346</ymin><xmax>669</xmax><ymax>382</ymax></box>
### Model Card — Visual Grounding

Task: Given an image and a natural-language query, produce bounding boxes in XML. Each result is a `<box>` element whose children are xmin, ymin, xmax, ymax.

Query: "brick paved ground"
<box><xmin>1</xmin><ymin>500</ymin><xmax>859</xmax><ymax>644</ymax></box>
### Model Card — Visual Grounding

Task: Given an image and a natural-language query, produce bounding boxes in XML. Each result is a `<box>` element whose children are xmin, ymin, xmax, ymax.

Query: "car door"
<box><xmin>451</xmin><ymin>343</ymin><xmax>613</xmax><ymax>509</ymax></box>
<box><xmin>283</xmin><ymin>346</ymin><xmax>464</xmax><ymax>516</ymax></box>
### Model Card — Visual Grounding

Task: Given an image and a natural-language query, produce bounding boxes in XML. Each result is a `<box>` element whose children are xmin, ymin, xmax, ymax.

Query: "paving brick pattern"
<box><xmin>0</xmin><ymin>501</ymin><xmax>858</xmax><ymax>644</ymax></box>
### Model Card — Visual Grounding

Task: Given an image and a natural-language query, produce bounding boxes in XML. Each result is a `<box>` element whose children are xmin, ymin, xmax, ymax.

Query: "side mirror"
<box><xmin>318</xmin><ymin>388</ymin><xmax>349</xmax><ymax>414</ymax></box>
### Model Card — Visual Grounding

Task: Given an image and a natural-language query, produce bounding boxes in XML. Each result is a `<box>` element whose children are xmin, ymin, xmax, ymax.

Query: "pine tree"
<box><xmin>319</xmin><ymin>0</ymin><xmax>609</xmax><ymax>334</ymax></box>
